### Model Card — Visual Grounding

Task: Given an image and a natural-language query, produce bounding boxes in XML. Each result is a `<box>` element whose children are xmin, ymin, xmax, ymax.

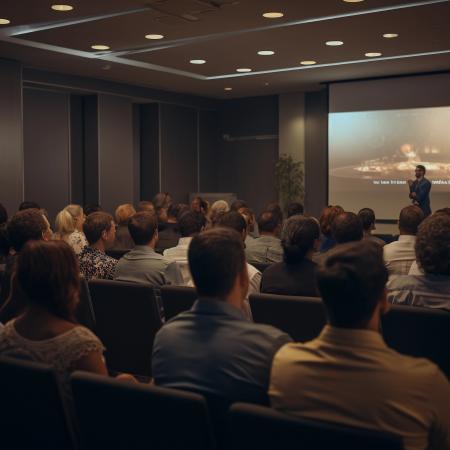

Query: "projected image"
<box><xmin>329</xmin><ymin>107</ymin><xmax>450</xmax><ymax>219</ymax></box>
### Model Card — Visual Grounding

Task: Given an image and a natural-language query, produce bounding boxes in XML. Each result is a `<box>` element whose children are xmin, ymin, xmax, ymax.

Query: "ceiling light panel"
<box><xmin>257</xmin><ymin>50</ymin><xmax>275</xmax><ymax>56</ymax></box>
<box><xmin>51</xmin><ymin>4</ymin><xmax>74</xmax><ymax>12</ymax></box>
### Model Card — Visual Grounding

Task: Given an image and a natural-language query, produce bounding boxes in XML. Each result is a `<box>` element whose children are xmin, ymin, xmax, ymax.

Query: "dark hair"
<box><xmin>153</xmin><ymin>193</ymin><xmax>171</xmax><ymax>209</ymax></box>
<box><xmin>230</xmin><ymin>200</ymin><xmax>248</xmax><ymax>212</ymax></box>
<box><xmin>83</xmin><ymin>212</ymin><xmax>113</xmax><ymax>245</ymax></box>
<box><xmin>286</xmin><ymin>202</ymin><xmax>304</xmax><ymax>218</ymax></box>
<box><xmin>167</xmin><ymin>203</ymin><xmax>181</xmax><ymax>220</ymax></box>
<box><xmin>258</xmin><ymin>211</ymin><xmax>281</xmax><ymax>234</ymax></box>
<box><xmin>0</xmin><ymin>203</ymin><xmax>8</xmax><ymax>225</ymax></box>
<box><xmin>84</xmin><ymin>204</ymin><xmax>102</xmax><ymax>216</ymax></box>
<box><xmin>7</xmin><ymin>209</ymin><xmax>48</xmax><ymax>252</ymax></box>
<box><xmin>358</xmin><ymin>208</ymin><xmax>376</xmax><ymax>231</ymax></box>
<box><xmin>415</xmin><ymin>214</ymin><xmax>450</xmax><ymax>275</ymax></box>
<box><xmin>216</xmin><ymin>211</ymin><xmax>247</xmax><ymax>235</ymax></box>
<box><xmin>319</xmin><ymin>205</ymin><xmax>344</xmax><ymax>236</ymax></box>
<box><xmin>18</xmin><ymin>201</ymin><xmax>40</xmax><ymax>211</ymax></box>
<box><xmin>331</xmin><ymin>212</ymin><xmax>363</xmax><ymax>244</ymax></box>
<box><xmin>188</xmin><ymin>228</ymin><xmax>246</xmax><ymax>298</ymax></box>
<box><xmin>398</xmin><ymin>205</ymin><xmax>424</xmax><ymax>235</ymax></box>
<box><xmin>0</xmin><ymin>224</ymin><xmax>10</xmax><ymax>259</ymax></box>
<box><xmin>282</xmin><ymin>216</ymin><xmax>320</xmax><ymax>264</ymax></box>
<box><xmin>128</xmin><ymin>211</ymin><xmax>158</xmax><ymax>245</ymax></box>
<box><xmin>178</xmin><ymin>212</ymin><xmax>205</xmax><ymax>237</ymax></box>
<box><xmin>416</xmin><ymin>164</ymin><xmax>426</xmax><ymax>174</ymax></box>
<box><xmin>137</xmin><ymin>201</ymin><xmax>155</xmax><ymax>213</ymax></box>
<box><xmin>265</xmin><ymin>202</ymin><xmax>283</xmax><ymax>223</ymax></box>
<box><xmin>317</xmin><ymin>241</ymin><xmax>388</xmax><ymax>328</ymax></box>
<box><xmin>15</xmin><ymin>240</ymin><xmax>80</xmax><ymax>321</ymax></box>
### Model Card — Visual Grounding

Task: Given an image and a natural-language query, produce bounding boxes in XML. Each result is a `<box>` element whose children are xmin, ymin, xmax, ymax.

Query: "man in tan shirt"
<box><xmin>269</xmin><ymin>241</ymin><xmax>450</xmax><ymax>450</ymax></box>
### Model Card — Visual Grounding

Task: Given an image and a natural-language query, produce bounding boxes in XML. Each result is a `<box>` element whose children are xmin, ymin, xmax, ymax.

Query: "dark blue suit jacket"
<box><xmin>410</xmin><ymin>177</ymin><xmax>432</xmax><ymax>216</ymax></box>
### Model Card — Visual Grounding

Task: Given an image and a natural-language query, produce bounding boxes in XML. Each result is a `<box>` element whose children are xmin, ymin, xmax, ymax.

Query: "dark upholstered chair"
<box><xmin>229</xmin><ymin>402</ymin><xmax>402</xmax><ymax>450</ymax></box>
<box><xmin>71</xmin><ymin>372</ymin><xmax>216</xmax><ymax>450</ymax></box>
<box><xmin>0</xmin><ymin>356</ymin><xmax>77</xmax><ymax>450</ymax></box>
<box><xmin>105</xmin><ymin>248</ymin><xmax>130</xmax><ymax>260</ymax></box>
<box><xmin>161</xmin><ymin>285</ymin><xmax>197</xmax><ymax>320</ymax></box>
<box><xmin>251</xmin><ymin>262</ymin><xmax>272</xmax><ymax>273</ymax></box>
<box><xmin>88</xmin><ymin>279</ymin><xmax>162</xmax><ymax>377</ymax></box>
<box><xmin>76</xmin><ymin>277</ymin><xmax>96</xmax><ymax>331</ymax></box>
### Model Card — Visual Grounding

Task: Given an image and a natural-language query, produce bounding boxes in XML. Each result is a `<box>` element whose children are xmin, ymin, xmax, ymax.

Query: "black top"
<box><xmin>261</xmin><ymin>259</ymin><xmax>319</xmax><ymax>297</ymax></box>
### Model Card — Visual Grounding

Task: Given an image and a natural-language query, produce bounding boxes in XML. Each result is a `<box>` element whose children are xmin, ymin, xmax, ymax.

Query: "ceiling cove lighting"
<box><xmin>365</xmin><ymin>52</ymin><xmax>382</xmax><ymax>57</ymax></box>
<box><xmin>300</xmin><ymin>60</ymin><xmax>317</xmax><ymax>65</ymax></box>
<box><xmin>91</xmin><ymin>44</ymin><xmax>110</xmax><ymax>50</ymax></box>
<box><xmin>145</xmin><ymin>34</ymin><xmax>164</xmax><ymax>40</ymax></box>
<box><xmin>262</xmin><ymin>12</ymin><xmax>284</xmax><ymax>19</ymax></box>
<box><xmin>383</xmin><ymin>33</ymin><xmax>399</xmax><ymax>38</ymax></box>
<box><xmin>236</xmin><ymin>68</ymin><xmax>252</xmax><ymax>73</ymax></box>
<box><xmin>0</xmin><ymin>18</ymin><xmax>11</xmax><ymax>25</ymax></box>
<box><xmin>190</xmin><ymin>59</ymin><xmax>206</xmax><ymax>64</ymax></box>
<box><xmin>326</xmin><ymin>40</ymin><xmax>344</xmax><ymax>46</ymax></box>
<box><xmin>51</xmin><ymin>4</ymin><xmax>74</xmax><ymax>11</ymax></box>
<box><xmin>258</xmin><ymin>50</ymin><xmax>275</xmax><ymax>56</ymax></box>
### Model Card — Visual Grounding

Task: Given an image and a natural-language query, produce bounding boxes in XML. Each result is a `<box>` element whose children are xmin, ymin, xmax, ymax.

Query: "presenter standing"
<box><xmin>408</xmin><ymin>165</ymin><xmax>432</xmax><ymax>216</ymax></box>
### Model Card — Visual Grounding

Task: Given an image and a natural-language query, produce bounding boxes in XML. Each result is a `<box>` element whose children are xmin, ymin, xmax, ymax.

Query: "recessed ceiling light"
<box><xmin>300</xmin><ymin>60</ymin><xmax>317</xmax><ymax>65</ymax></box>
<box><xmin>51</xmin><ymin>4</ymin><xmax>74</xmax><ymax>11</ymax></box>
<box><xmin>257</xmin><ymin>50</ymin><xmax>275</xmax><ymax>56</ymax></box>
<box><xmin>190</xmin><ymin>59</ymin><xmax>206</xmax><ymax>64</ymax></box>
<box><xmin>224</xmin><ymin>87</ymin><xmax>233</xmax><ymax>91</ymax></box>
<box><xmin>383</xmin><ymin>33</ymin><xmax>399</xmax><ymax>38</ymax></box>
<box><xmin>236</xmin><ymin>68</ymin><xmax>252</xmax><ymax>73</ymax></box>
<box><xmin>262</xmin><ymin>12</ymin><xmax>284</xmax><ymax>19</ymax></box>
<box><xmin>264</xmin><ymin>82</ymin><xmax>270</xmax><ymax>86</ymax></box>
<box><xmin>326</xmin><ymin>40</ymin><xmax>344</xmax><ymax>46</ymax></box>
<box><xmin>91</xmin><ymin>44</ymin><xmax>110</xmax><ymax>51</ymax></box>
<box><xmin>145</xmin><ymin>34</ymin><xmax>164</xmax><ymax>40</ymax></box>
<box><xmin>0</xmin><ymin>18</ymin><xmax>10</xmax><ymax>25</ymax></box>
<box><xmin>365</xmin><ymin>52</ymin><xmax>382</xmax><ymax>57</ymax></box>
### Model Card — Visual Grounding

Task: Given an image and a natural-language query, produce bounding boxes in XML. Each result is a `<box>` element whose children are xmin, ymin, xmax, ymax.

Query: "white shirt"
<box><xmin>408</xmin><ymin>261</ymin><xmax>424</xmax><ymax>275</ymax></box>
<box><xmin>383</xmin><ymin>235</ymin><xmax>416</xmax><ymax>275</ymax></box>
<box><xmin>163</xmin><ymin>237</ymin><xmax>193</xmax><ymax>285</ymax></box>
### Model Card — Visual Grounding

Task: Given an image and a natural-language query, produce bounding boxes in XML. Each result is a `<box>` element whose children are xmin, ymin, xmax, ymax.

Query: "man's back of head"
<box><xmin>331</xmin><ymin>212</ymin><xmax>363</xmax><ymax>244</ymax></box>
<box><xmin>286</xmin><ymin>202</ymin><xmax>304</xmax><ymax>218</ymax></box>
<box><xmin>128</xmin><ymin>211</ymin><xmax>158</xmax><ymax>246</ymax></box>
<box><xmin>399</xmin><ymin>205</ymin><xmax>424</xmax><ymax>235</ymax></box>
<box><xmin>7</xmin><ymin>209</ymin><xmax>48</xmax><ymax>252</ymax></box>
<box><xmin>358</xmin><ymin>208</ymin><xmax>376</xmax><ymax>232</ymax></box>
<box><xmin>178</xmin><ymin>212</ymin><xmax>205</xmax><ymax>238</ymax></box>
<box><xmin>83</xmin><ymin>212</ymin><xmax>114</xmax><ymax>246</ymax></box>
<box><xmin>258</xmin><ymin>211</ymin><xmax>281</xmax><ymax>236</ymax></box>
<box><xmin>216</xmin><ymin>211</ymin><xmax>247</xmax><ymax>237</ymax></box>
<box><xmin>18</xmin><ymin>201</ymin><xmax>40</xmax><ymax>211</ymax></box>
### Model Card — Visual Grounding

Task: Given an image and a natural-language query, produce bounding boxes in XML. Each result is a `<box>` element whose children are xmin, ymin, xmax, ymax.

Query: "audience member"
<box><xmin>0</xmin><ymin>240</ymin><xmax>106</xmax><ymax>403</ymax></box>
<box><xmin>113</xmin><ymin>203</ymin><xmax>136</xmax><ymax>250</ymax></box>
<box><xmin>270</xmin><ymin>241</ymin><xmax>450</xmax><ymax>450</ymax></box>
<box><xmin>0</xmin><ymin>202</ymin><xmax>7</xmax><ymax>225</ymax></box>
<box><xmin>261</xmin><ymin>216</ymin><xmax>320</xmax><ymax>297</ymax></box>
<box><xmin>358</xmin><ymin>208</ymin><xmax>385</xmax><ymax>247</ymax></box>
<box><xmin>153</xmin><ymin>193</ymin><xmax>172</xmax><ymax>210</ymax></box>
<box><xmin>265</xmin><ymin>202</ymin><xmax>284</xmax><ymax>224</ymax></box>
<box><xmin>383</xmin><ymin>206</ymin><xmax>425</xmax><ymax>276</ymax></box>
<box><xmin>230</xmin><ymin>199</ymin><xmax>248</xmax><ymax>212</ymax></box>
<box><xmin>114</xmin><ymin>211</ymin><xmax>183</xmax><ymax>288</ymax></box>
<box><xmin>163</xmin><ymin>212</ymin><xmax>205</xmax><ymax>284</ymax></box>
<box><xmin>18</xmin><ymin>201</ymin><xmax>40</xmax><ymax>211</ymax></box>
<box><xmin>387</xmin><ymin>213</ymin><xmax>450</xmax><ymax>310</ymax></box>
<box><xmin>0</xmin><ymin>224</ymin><xmax>9</xmax><ymax>265</ymax></box>
<box><xmin>137</xmin><ymin>201</ymin><xmax>155</xmax><ymax>213</ymax></box>
<box><xmin>286</xmin><ymin>202</ymin><xmax>304</xmax><ymax>218</ymax></box>
<box><xmin>79</xmin><ymin>212</ymin><xmax>117</xmax><ymax>281</ymax></box>
<box><xmin>208</xmin><ymin>200</ymin><xmax>230</xmax><ymax>228</ymax></box>
<box><xmin>245</xmin><ymin>211</ymin><xmax>283</xmax><ymax>264</ymax></box>
<box><xmin>331</xmin><ymin>211</ymin><xmax>363</xmax><ymax>244</ymax></box>
<box><xmin>55</xmin><ymin>204</ymin><xmax>88</xmax><ymax>255</ymax></box>
<box><xmin>318</xmin><ymin>205</ymin><xmax>344</xmax><ymax>252</ymax></box>
<box><xmin>191</xmin><ymin>196</ymin><xmax>208</xmax><ymax>215</ymax></box>
<box><xmin>152</xmin><ymin>228</ymin><xmax>292</xmax><ymax>404</ymax></box>
<box><xmin>239</xmin><ymin>206</ymin><xmax>259</xmax><ymax>239</ymax></box>
<box><xmin>155</xmin><ymin>203</ymin><xmax>181</xmax><ymax>253</ymax></box>
<box><xmin>84</xmin><ymin>203</ymin><xmax>102</xmax><ymax>216</ymax></box>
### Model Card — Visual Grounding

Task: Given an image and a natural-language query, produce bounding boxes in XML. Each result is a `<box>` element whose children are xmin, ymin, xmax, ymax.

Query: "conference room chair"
<box><xmin>75</xmin><ymin>277</ymin><xmax>96</xmax><ymax>331</ymax></box>
<box><xmin>229</xmin><ymin>403</ymin><xmax>403</xmax><ymax>450</ymax></box>
<box><xmin>161</xmin><ymin>285</ymin><xmax>197</xmax><ymax>320</ymax></box>
<box><xmin>71</xmin><ymin>371</ymin><xmax>216</xmax><ymax>450</ymax></box>
<box><xmin>88</xmin><ymin>279</ymin><xmax>162</xmax><ymax>377</ymax></box>
<box><xmin>0</xmin><ymin>356</ymin><xmax>77</xmax><ymax>450</ymax></box>
<box><xmin>105</xmin><ymin>248</ymin><xmax>129</xmax><ymax>260</ymax></box>
<box><xmin>249</xmin><ymin>293</ymin><xmax>326</xmax><ymax>342</ymax></box>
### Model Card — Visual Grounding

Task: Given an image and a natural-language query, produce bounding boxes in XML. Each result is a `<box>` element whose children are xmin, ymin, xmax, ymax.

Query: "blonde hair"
<box><xmin>115</xmin><ymin>203</ymin><xmax>136</xmax><ymax>225</ymax></box>
<box><xmin>209</xmin><ymin>200</ymin><xmax>230</xmax><ymax>226</ymax></box>
<box><xmin>55</xmin><ymin>204</ymin><xmax>84</xmax><ymax>238</ymax></box>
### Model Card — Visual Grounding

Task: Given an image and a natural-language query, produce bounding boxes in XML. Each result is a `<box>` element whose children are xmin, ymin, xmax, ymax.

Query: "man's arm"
<box><xmin>415</xmin><ymin>180</ymin><xmax>431</xmax><ymax>204</ymax></box>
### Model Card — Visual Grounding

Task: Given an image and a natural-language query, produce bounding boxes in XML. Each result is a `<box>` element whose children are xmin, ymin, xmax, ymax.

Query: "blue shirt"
<box><xmin>152</xmin><ymin>299</ymin><xmax>292</xmax><ymax>404</ymax></box>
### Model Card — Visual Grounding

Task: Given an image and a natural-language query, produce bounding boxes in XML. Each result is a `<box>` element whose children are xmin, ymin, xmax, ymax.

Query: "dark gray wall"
<box><xmin>0</xmin><ymin>60</ymin><xmax>23</xmax><ymax>216</ymax></box>
<box><xmin>198</xmin><ymin>109</ymin><xmax>220</xmax><ymax>192</ymax></box>
<box><xmin>23</xmin><ymin>88</ymin><xmax>70</xmax><ymax>222</ymax></box>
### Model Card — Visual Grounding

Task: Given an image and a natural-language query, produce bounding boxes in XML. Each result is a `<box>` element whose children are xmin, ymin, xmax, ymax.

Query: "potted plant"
<box><xmin>274</xmin><ymin>154</ymin><xmax>305</xmax><ymax>211</ymax></box>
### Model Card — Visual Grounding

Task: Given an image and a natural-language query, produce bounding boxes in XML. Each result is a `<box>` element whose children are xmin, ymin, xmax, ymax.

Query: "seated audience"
<box><xmin>261</xmin><ymin>216</ymin><xmax>320</xmax><ymax>297</ymax></box>
<box><xmin>358</xmin><ymin>208</ymin><xmax>385</xmax><ymax>247</ymax></box>
<box><xmin>83</xmin><ymin>203</ymin><xmax>102</xmax><ymax>216</ymax></box>
<box><xmin>55</xmin><ymin>204</ymin><xmax>88</xmax><ymax>255</ymax></box>
<box><xmin>113</xmin><ymin>203</ymin><xmax>136</xmax><ymax>250</ymax></box>
<box><xmin>114</xmin><ymin>211</ymin><xmax>183</xmax><ymax>287</ymax></box>
<box><xmin>331</xmin><ymin>211</ymin><xmax>363</xmax><ymax>244</ymax></box>
<box><xmin>152</xmin><ymin>228</ymin><xmax>292</xmax><ymax>404</ymax></box>
<box><xmin>79</xmin><ymin>212</ymin><xmax>117</xmax><ymax>281</ymax></box>
<box><xmin>230</xmin><ymin>199</ymin><xmax>248</xmax><ymax>212</ymax></box>
<box><xmin>153</xmin><ymin>192</ymin><xmax>172</xmax><ymax>210</ymax></box>
<box><xmin>208</xmin><ymin>200</ymin><xmax>230</xmax><ymax>228</ymax></box>
<box><xmin>18</xmin><ymin>201</ymin><xmax>40</xmax><ymax>211</ymax></box>
<box><xmin>239</xmin><ymin>206</ymin><xmax>259</xmax><ymax>239</ymax></box>
<box><xmin>387</xmin><ymin>213</ymin><xmax>450</xmax><ymax>311</ymax></box>
<box><xmin>155</xmin><ymin>203</ymin><xmax>181</xmax><ymax>253</ymax></box>
<box><xmin>270</xmin><ymin>241</ymin><xmax>450</xmax><ymax>450</ymax></box>
<box><xmin>191</xmin><ymin>196</ymin><xmax>208</xmax><ymax>216</ymax></box>
<box><xmin>137</xmin><ymin>200</ymin><xmax>155</xmax><ymax>213</ymax></box>
<box><xmin>0</xmin><ymin>240</ymin><xmax>106</xmax><ymax>403</ymax></box>
<box><xmin>245</xmin><ymin>211</ymin><xmax>283</xmax><ymax>264</ymax></box>
<box><xmin>318</xmin><ymin>205</ymin><xmax>344</xmax><ymax>252</ymax></box>
<box><xmin>265</xmin><ymin>202</ymin><xmax>284</xmax><ymax>224</ymax></box>
<box><xmin>286</xmin><ymin>202</ymin><xmax>304</xmax><ymax>218</ymax></box>
<box><xmin>383</xmin><ymin>206</ymin><xmax>424</xmax><ymax>276</ymax></box>
<box><xmin>163</xmin><ymin>212</ymin><xmax>205</xmax><ymax>284</ymax></box>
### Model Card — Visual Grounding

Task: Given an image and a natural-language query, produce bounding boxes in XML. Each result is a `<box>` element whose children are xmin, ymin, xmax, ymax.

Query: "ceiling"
<box><xmin>0</xmin><ymin>0</ymin><xmax>449</xmax><ymax>99</ymax></box>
